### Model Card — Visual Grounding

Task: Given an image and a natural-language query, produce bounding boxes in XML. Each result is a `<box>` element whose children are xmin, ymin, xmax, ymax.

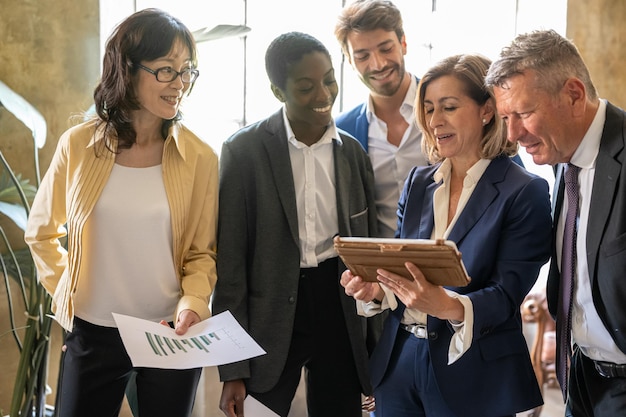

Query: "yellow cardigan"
<box><xmin>25</xmin><ymin>119</ymin><xmax>218</xmax><ymax>331</ymax></box>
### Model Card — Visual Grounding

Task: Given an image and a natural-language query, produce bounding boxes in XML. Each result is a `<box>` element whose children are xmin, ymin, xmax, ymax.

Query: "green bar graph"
<box><xmin>143</xmin><ymin>331</ymin><xmax>220</xmax><ymax>356</ymax></box>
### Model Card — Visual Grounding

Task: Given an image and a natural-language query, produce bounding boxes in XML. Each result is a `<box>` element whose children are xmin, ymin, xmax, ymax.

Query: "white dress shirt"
<box><xmin>282</xmin><ymin>107</ymin><xmax>339</xmax><ymax>268</ymax></box>
<box><xmin>366</xmin><ymin>75</ymin><xmax>428</xmax><ymax>237</ymax></box>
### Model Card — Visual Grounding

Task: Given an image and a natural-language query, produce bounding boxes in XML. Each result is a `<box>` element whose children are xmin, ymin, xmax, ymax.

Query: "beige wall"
<box><xmin>0</xmin><ymin>0</ymin><xmax>99</xmax><ymax>180</ymax></box>
<box><xmin>567</xmin><ymin>0</ymin><xmax>626</xmax><ymax>108</ymax></box>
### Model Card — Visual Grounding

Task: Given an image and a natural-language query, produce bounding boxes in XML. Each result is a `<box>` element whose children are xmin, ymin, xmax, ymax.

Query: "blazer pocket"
<box><xmin>349</xmin><ymin>207</ymin><xmax>369</xmax><ymax>236</ymax></box>
<box><xmin>478</xmin><ymin>329</ymin><xmax>528</xmax><ymax>362</ymax></box>
<box><xmin>601</xmin><ymin>231</ymin><xmax>626</xmax><ymax>257</ymax></box>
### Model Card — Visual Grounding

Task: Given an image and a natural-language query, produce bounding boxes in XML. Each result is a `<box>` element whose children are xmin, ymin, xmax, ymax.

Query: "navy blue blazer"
<box><xmin>370</xmin><ymin>155</ymin><xmax>552</xmax><ymax>416</ymax></box>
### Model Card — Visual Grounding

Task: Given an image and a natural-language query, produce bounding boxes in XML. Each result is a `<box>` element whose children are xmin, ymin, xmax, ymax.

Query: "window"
<box><xmin>100</xmin><ymin>0</ymin><xmax>564</xmax><ymax>187</ymax></box>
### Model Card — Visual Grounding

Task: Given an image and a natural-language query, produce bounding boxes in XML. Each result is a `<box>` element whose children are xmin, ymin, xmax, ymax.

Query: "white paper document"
<box><xmin>113</xmin><ymin>311</ymin><xmax>265</xmax><ymax>369</ymax></box>
<box><xmin>244</xmin><ymin>395</ymin><xmax>280</xmax><ymax>417</ymax></box>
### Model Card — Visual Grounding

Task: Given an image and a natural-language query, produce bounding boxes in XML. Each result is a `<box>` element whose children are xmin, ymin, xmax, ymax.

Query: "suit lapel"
<box><xmin>552</xmin><ymin>163</ymin><xmax>566</xmax><ymax>274</ymax></box>
<box><xmin>334</xmin><ymin>138</ymin><xmax>352</xmax><ymax>237</ymax></box>
<box><xmin>262</xmin><ymin>111</ymin><xmax>300</xmax><ymax>246</ymax></box>
<box><xmin>418</xmin><ymin>182</ymin><xmax>437</xmax><ymax>238</ymax></box>
<box><xmin>586</xmin><ymin>103</ymin><xmax>625</xmax><ymax>283</ymax></box>
<box><xmin>447</xmin><ymin>157</ymin><xmax>503</xmax><ymax>244</ymax></box>
<box><xmin>553</xmin><ymin>164</ymin><xmax>565</xmax><ymax>222</ymax></box>
<box><xmin>355</xmin><ymin>107</ymin><xmax>369</xmax><ymax>152</ymax></box>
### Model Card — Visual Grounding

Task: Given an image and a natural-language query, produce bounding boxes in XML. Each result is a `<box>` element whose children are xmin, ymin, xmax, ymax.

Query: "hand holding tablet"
<box><xmin>334</xmin><ymin>236</ymin><xmax>471</xmax><ymax>287</ymax></box>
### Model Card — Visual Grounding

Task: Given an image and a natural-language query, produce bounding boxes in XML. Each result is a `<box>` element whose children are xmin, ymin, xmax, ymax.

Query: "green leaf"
<box><xmin>0</xmin><ymin>171</ymin><xmax>37</xmax><ymax>204</ymax></box>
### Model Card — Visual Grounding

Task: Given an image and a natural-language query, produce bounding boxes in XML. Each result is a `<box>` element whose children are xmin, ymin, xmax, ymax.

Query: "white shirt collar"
<box><xmin>433</xmin><ymin>158</ymin><xmax>491</xmax><ymax>187</ymax></box>
<box><xmin>569</xmin><ymin>99</ymin><xmax>606</xmax><ymax>170</ymax></box>
<box><xmin>281</xmin><ymin>105</ymin><xmax>341</xmax><ymax>147</ymax></box>
<box><xmin>365</xmin><ymin>73</ymin><xmax>417</xmax><ymax>124</ymax></box>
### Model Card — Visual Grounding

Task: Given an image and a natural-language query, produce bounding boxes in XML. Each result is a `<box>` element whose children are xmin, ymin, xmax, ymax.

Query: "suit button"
<box><xmin>288</xmin><ymin>296</ymin><xmax>296</xmax><ymax>304</ymax></box>
<box><xmin>428</xmin><ymin>331</ymin><xmax>438</xmax><ymax>340</ymax></box>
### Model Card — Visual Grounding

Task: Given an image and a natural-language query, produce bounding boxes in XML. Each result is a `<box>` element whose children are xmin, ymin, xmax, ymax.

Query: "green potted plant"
<box><xmin>0</xmin><ymin>80</ymin><xmax>55</xmax><ymax>417</ymax></box>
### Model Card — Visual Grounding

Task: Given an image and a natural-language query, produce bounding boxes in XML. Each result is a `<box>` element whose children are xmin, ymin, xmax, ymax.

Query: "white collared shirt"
<box><xmin>281</xmin><ymin>107</ymin><xmax>339</xmax><ymax>268</ymax></box>
<box><xmin>366</xmin><ymin>75</ymin><xmax>428</xmax><ymax>237</ymax></box>
<box><xmin>559</xmin><ymin>99</ymin><xmax>626</xmax><ymax>364</ymax></box>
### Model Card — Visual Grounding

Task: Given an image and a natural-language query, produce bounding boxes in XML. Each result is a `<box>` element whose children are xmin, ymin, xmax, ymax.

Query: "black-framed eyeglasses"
<box><xmin>136</xmin><ymin>63</ymin><xmax>199</xmax><ymax>84</ymax></box>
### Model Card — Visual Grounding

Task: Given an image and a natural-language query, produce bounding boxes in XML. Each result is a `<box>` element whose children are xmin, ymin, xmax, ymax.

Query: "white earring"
<box><xmin>482</xmin><ymin>118</ymin><xmax>488</xmax><ymax>126</ymax></box>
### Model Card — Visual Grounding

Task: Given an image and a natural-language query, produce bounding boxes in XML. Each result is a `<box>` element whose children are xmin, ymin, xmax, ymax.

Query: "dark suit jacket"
<box><xmin>547</xmin><ymin>102</ymin><xmax>626</xmax><ymax>352</ymax></box>
<box><xmin>212</xmin><ymin>109</ymin><xmax>378</xmax><ymax>394</ymax></box>
<box><xmin>370</xmin><ymin>155</ymin><xmax>551</xmax><ymax>416</ymax></box>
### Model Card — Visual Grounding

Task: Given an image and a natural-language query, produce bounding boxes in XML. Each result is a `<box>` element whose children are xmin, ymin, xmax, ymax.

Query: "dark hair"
<box><xmin>265</xmin><ymin>32</ymin><xmax>331</xmax><ymax>91</ymax></box>
<box><xmin>485</xmin><ymin>29</ymin><xmax>597</xmax><ymax>100</ymax></box>
<box><xmin>93</xmin><ymin>8</ymin><xmax>197</xmax><ymax>151</ymax></box>
<box><xmin>416</xmin><ymin>54</ymin><xmax>517</xmax><ymax>163</ymax></box>
<box><xmin>334</xmin><ymin>0</ymin><xmax>404</xmax><ymax>57</ymax></box>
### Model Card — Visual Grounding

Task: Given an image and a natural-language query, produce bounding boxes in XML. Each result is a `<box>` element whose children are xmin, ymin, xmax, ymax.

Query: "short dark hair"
<box><xmin>265</xmin><ymin>31</ymin><xmax>331</xmax><ymax>91</ymax></box>
<box><xmin>335</xmin><ymin>0</ymin><xmax>404</xmax><ymax>57</ymax></box>
<box><xmin>93</xmin><ymin>8</ymin><xmax>197</xmax><ymax>151</ymax></box>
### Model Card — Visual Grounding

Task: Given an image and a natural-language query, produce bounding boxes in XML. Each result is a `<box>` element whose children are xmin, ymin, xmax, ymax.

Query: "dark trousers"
<box><xmin>373</xmin><ymin>329</ymin><xmax>456</xmax><ymax>417</ymax></box>
<box><xmin>55</xmin><ymin>317</ymin><xmax>202</xmax><ymax>417</ymax></box>
<box><xmin>373</xmin><ymin>330</ymin><xmax>514</xmax><ymax>417</ymax></box>
<box><xmin>566</xmin><ymin>347</ymin><xmax>626</xmax><ymax>417</ymax></box>
<box><xmin>248</xmin><ymin>257</ymin><xmax>362</xmax><ymax>417</ymax></box>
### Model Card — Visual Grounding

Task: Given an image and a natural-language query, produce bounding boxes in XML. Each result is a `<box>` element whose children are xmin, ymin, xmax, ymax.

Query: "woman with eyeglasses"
<box><xmin>25</xmin><ymin>8</ymin><xmax>217</xmax><ymax>417</ymax></box>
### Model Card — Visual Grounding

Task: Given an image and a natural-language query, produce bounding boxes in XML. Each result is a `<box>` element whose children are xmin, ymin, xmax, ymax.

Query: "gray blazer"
<box><xmin>548</xmin><ymin>101</ymin><xmax>626</xmax><ymax>351</ymax></box>
<box><xmin>212</xmin><ymin>109</ymin><xmax>378</xmax><ymax>394</ymax></box>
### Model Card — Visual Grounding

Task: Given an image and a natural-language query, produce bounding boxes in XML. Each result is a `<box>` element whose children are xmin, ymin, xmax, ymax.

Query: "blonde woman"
<box><xmin>341</xmin><ymin>54</ymin><xmax>551</xmax><ymax>417</ymax></box>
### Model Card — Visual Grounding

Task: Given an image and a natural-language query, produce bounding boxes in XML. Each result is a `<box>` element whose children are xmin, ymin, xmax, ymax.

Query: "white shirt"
<box><xmin>282</xmin><ymin>107</ymin><xmax>339</xmax><ymax>268</ymax></box>
<box><xmin>558</xmin><ymin>99</ymin><xmax>626</xmax><ymax>364</ymax></box>
<box><xmin>360</xmin><ymin>158</ymin><xmax>489</xmax><ymax>364</ymax></box>
<box><xmin>366</xmin><ymin>75</ymin><xmax>428</xmax><ymax>237</ymax></box>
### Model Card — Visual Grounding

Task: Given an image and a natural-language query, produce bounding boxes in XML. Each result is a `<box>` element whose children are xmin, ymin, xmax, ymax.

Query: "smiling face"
<box><xmin>134</xmin><ymin>39</ymin><xmax>194</xmax><ymax>123</ymax></box>
<box><xmin>493</xmin><ymin>70</ymin><xmax>577</xmax><ymax>165</ymax></box>
<box><xmin>274</xmin><ymin>50</ymin><xmax>338</xmax><ymax>141</ymax></box>
<box><xmin>423</xmin><ymin>75</ymin><xmax>491</xmax><ymax>164</ymax></box>
<box><xmin>346</xmin><ymin>28</ymin><xmax>407</xmax><ymax>98</ymax></box>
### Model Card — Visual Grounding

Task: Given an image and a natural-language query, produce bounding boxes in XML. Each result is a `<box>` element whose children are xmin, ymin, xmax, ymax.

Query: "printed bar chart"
<box><xmin>146</xmin><ymin>331</ymin><xmax>221</xmax><ymax>356</ymax></box>
<box><xmin>113</xmin><ymin>311</ymin><xmax>265</xmax><ymax>369</ymax></box>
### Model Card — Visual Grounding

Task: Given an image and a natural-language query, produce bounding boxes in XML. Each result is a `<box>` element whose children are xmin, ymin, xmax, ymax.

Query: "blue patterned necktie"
<box><xmin>556</xmin><ymin>163</ymin><xmax>580</xmax><ymax>400</ymax></box>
